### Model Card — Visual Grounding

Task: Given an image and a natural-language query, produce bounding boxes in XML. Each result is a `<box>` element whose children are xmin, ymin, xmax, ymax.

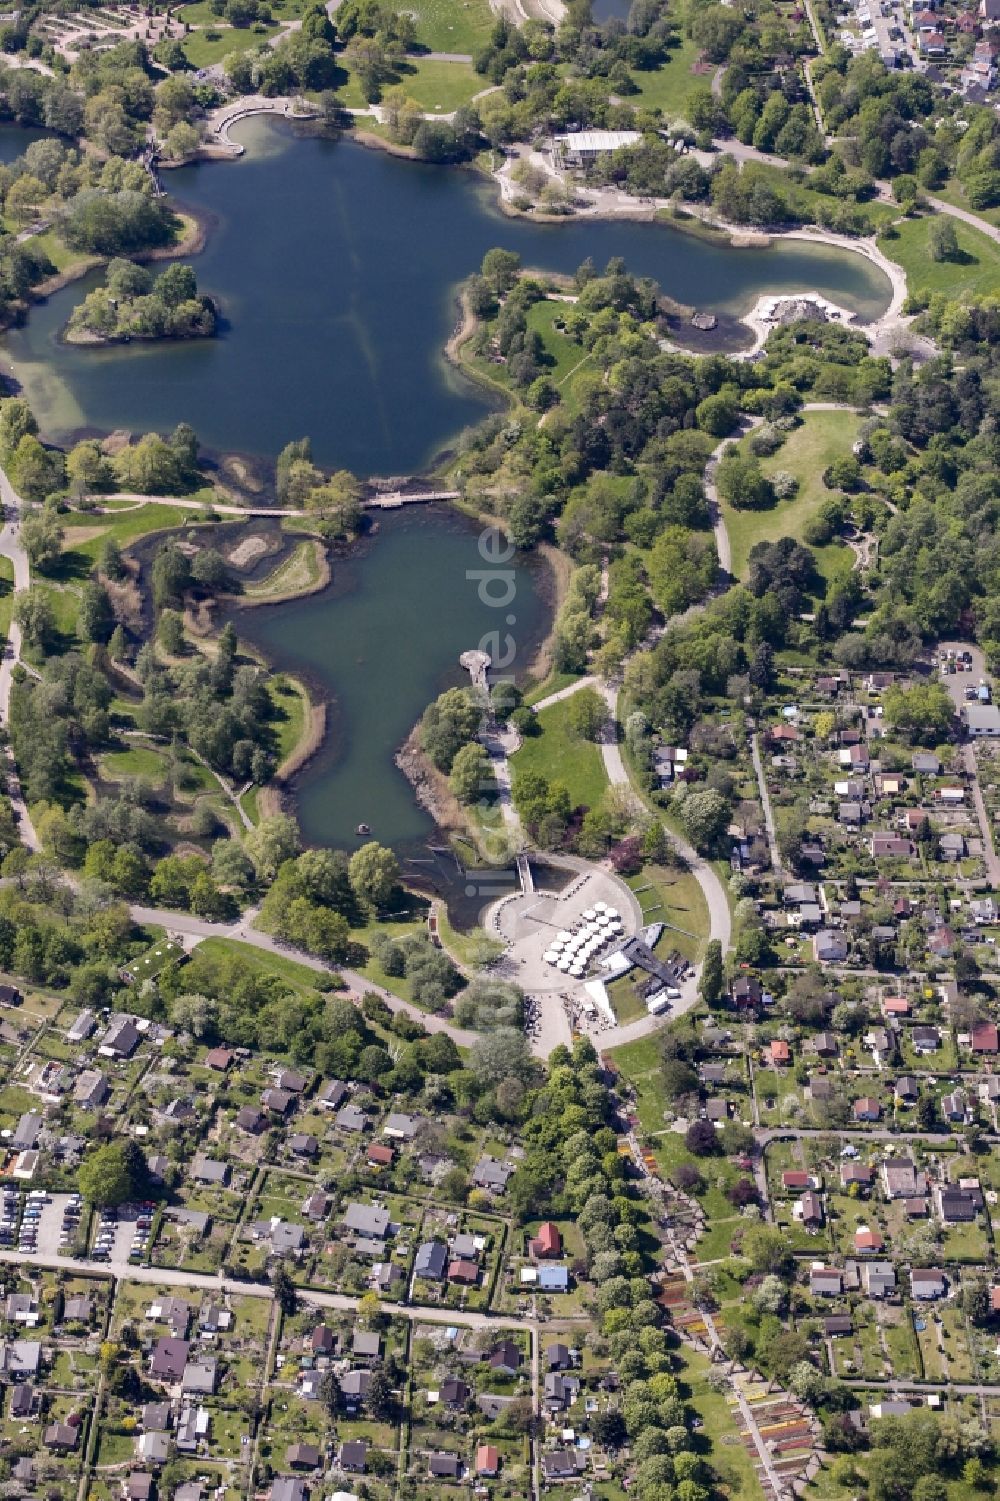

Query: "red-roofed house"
<box><xmin>855</xmin><ymin>1227</ymin><xmax>885</xmax><ymax>1254</ymax></box>
<box><xmin>528</xmin><ymin>1222</ymin><xmax>562</xmax><ymax>1259</ymax></box>
<box><xmin>769</xmin><ymin>1040</ymin><xmax>791</xmax><ymax>1067</ymax></box>
<box><xmin>476</xmin><ymin>1445</ymin><xmax>500</xmax><ymax>1478</ymax></box>
<box><xmin>972</xmin><ymin>1023</ymin><xmax>1000</xmax><ymax>1054</ymax></box>
<box><xmin>854</xmin><ymin>1097</ymin><xmax>882</xmax><ymax>1122</ymax></box>
<box><xmin>448</xmin><ymin>1259</ymin><xmax>480</xmax><ymax>1286</ymax></box>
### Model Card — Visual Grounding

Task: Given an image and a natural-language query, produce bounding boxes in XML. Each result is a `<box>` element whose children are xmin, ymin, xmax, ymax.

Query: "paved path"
<box><xmin>531</xmin><ymin>675</ymin><xmax>595</xmax><ymax>713</ymax></box>
<box><xmin>928</xmin><ymin>196</ymin><xmax>1000</xmax><ymax>244</ymax></box>
<box><xmin>750</xmin><ymin>733</ymin><xmax>783</xmax><ymax>879</ymax></box>
<box><xmin>704</xmin><ymin>418</ymin><xmax>762</xmax><ymax>581</ymax></box>
<box><xmin>587</xmin><ymin>680</ymin><xmax>732</xmax><ymax>1049</ymax></box>
<box><xmin>126</xmin><ymin>904</ymin><xmax>480</xmax><ymax>1047</ymax></box>
<box><xmin>0</xmin><ymin>1245</ymin><xmax>532</xmax><ymax>1331</ymax></box>
<box><xmin>965</xmin><ymin>742</ymin><xmax>1000</xmax><ymax>889</ymax></box>
<box><xmin>0</xmin><ymin>463</ymin><xmax>39</xmax><ymax>852</ymax></box>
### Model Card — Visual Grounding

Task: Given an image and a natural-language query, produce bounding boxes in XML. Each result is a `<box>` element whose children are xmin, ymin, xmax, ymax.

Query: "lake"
<box><xmin>228</xmin><ymin>505</ymin><xmax>552</xmax><ymax>858</ymax></box>
<box><xmin>3</xmin><ymin>115</ymin><xmax>892</xmax><ymax>476</ymax></box>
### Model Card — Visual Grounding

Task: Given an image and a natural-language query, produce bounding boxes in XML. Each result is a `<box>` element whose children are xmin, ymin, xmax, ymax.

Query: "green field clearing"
<box><xmin>464</xmin><ymin>298</ymin><xmax>594</xmax><ymax>416</ymax></box>
<box><xmin>627</xmin><ymin>863</ymin><xmax>709</xmax><ymax>963</ymax></box>
<box><xmin>627</xmin><ymin>36</ymin><xmax>706</xmax><ymax>116</ymax></box>
<box><xmin>181</xmin><ymin>20</ymin><xmax>279</xmax><ymax>64</ymax></box>
<box><xmin>723</xmin><ymin>409</ymin><xmax>862</xmax><ymax>579</ymax></box>
<box><xmin>510</xmin><ymin>695</ymin><xmax>608</xmax><ymax>814</ymax></box>
<box><xmin>100</xmin><ymin>745</ymin><xmax>169</xmax><ymax>784</ymax></box>
<box><xmin>267</xmin><ymin>676</ymin><xmax>309</xmax><ymax>768</ymax></box>
<box><xmin>342</xmin><ymin>56</ymin><xmax>482</xmax><ymax>111</ymax></box>
<box><xmin>62</xmin><ymin>502</ymin><xmax>212</xmax><ymax>566</ymax></box>
<box><xmin>678</xmin><ymin>1347</ymin><xmax>766</xmax><ymax>1500</ymax></box>
<box><xmin>193</xmin><ymin>937</ymin><xmax>327</xmax><ymax>996</ymax></box>
<box><xmin>404</xmin><ymin>0</ymin><xmax>493</xmax><ymax>53</ymax></box>
<box><xmin>880</xmin><ymin>213</ymin><xmax>1000</xmax><ymax>301</ymax></box>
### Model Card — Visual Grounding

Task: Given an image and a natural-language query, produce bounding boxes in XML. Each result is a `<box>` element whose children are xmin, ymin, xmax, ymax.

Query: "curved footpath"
<box><xmin>592</xmin><ymin>678</ymin><xmax>732</xmax><ymax>1050</ymax></box>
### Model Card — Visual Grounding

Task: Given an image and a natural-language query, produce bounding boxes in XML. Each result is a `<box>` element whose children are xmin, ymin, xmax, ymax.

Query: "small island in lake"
<box><xmin>64</xmin><ymin>259</ymin><xmax>217</xmax><ymax>346</ymax></box>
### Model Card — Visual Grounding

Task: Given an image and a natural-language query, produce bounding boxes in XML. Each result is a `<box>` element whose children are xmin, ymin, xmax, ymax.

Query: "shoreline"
<box><xmin>395</xmin><ymin>722</ymin><xmax>467</xmax><ymax>837</ymax></box>
<box><xmin>25</xmin><ymin>210</ymin><xmax>208</xmax><ymax>304</ymax></box>
<box><xmin>207</xmin><ymin>107</ymin><xmax>904</xmax><ymax>327</ymax></box>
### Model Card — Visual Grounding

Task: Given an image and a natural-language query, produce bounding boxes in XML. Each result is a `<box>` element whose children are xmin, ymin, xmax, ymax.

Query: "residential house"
<box><xmin>911</xmin><ymin>1269</ymin><xmax>948</xmax><ymax>1300</ymax></box>
<box><xmin>864</xmin><ymin>1261</ymin><xmax>897</xmax><ymax>1299</ymax></box>
<box><xmin>794</xmin><ymin>1191</ymin><xmax>823</xmax><ymax>1230</ymax></box>
<box><xmin>972</xmin><ymin>1023</ymin><xmax>999</xmax><ymax>1054</ymax></box>
<box><xmin>261</xmin><ymin>1088</ymin><xmax>293</xmax><ymax>1116</ymax></box>
<box><xmin>317</xmin><ymin>1081</ymin><xmax>348</xmax><ymax>1111</ymax></box>
<box><xmin>809</xmin><ymin>1266</ymin><xmax>843</xmax><ymax>1296</ymax></box>
<box><xmin>476</xmin><ymin>1444</ymin><xmax>500</xmax><ymax>1478</ymax></box>
<box><xmin>99</xmin><ymin>1015</ymin><xmax>140</xmax><ymax>1059</ymax></box>
<box><xmin>339</xmin><ymin>1440</ymin><xmax>367</xmax><ymax>1474</ymax></box>
<box><xmin>853</xmin><ymin>1097</ymin><xmax>882</xmax><ymax>1123</ymax></box>
<box><xmin>383</xmin><ymin>1112</ymin><xmax>418</xmax><ymax>1141</ymax></box>
<box><xmin>528</xmin><ymin>1222</ymin><xmax>562</xmax><ymax>1259</ymax></box>
<box><xmin>490</xmin><ymin>1341</ymin><xmax>520</xmax><ymax>1377</ymax></box>
<box><xmin>414</xmin><ymin>1242</ymin><xmax>447</xmax><ymax>1281</ymax></box>
<box><xmin>895</xmin><ymin>1076</ymin><xmax>919</xmax><ymax>1104</ymax></box>
<box><xmin>149</xmin><ymin>1338</ymin><xmax>189</xmax><ymax>1383</ymax></box>
<box><xmin>814</xmin><ymin>930</ymin><xmax>848</xmax><ymax>963</ymax></box>
<box><xmin>731</xmin><ymin>977</ymin><xmax>763</xmax><ymax>1011</ymax></box>
<box><xmin>882</xmin><ymin>1159</ymin><xmax>925</xmax><ymax>1200</ymax></box>
<box><xmin>841</xmin><ymin>1162</ymin><xmax>873</xmax><ymax>1191</ymax></box>
<box><xmin>871</xmin><ymin>834</ymin><xmax>916</xmax><ymax>860</ymax></box>
<box><xmin>448</xmin><ymin>1259</ymin><xmax>479</xmax><ymax>1286</ymax></box>
<box><xmin>854</xmin><ymin>1228</ymin><xmax>884</xmax><ymax>1255</ymax></box>
<box><xmin>473</xmin><ymin>1156</ymin><xmax>512</xmax><ymax>1193</ymax></box>
<box><xmin>342</xmin><ymin>1204</ymin><xmax>389</xmax><ymax>1239</ymax></box>
<box><xmin>935</xmin><ymin>1187</ymin><xmax>978</xmax><ymax>1224</ymax></box>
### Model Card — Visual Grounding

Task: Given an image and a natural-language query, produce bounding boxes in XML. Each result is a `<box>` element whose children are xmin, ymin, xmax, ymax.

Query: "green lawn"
<box><xmin>404</xmin><ymin>0</ymin><xmax>494</xmax><ymax>53</ymax></box>
<box><xmin>342</xmin><ymin>56</ymin><xmax>482</xmax><ymax>111</ymax></box>
<box><xmin>192</xmin><ymin>937</ymin><xmax>328</xmax><ymax>996</ymax></box>
<box><xmin>627</xmin><ymin>863</ymin><xmax>708</xmax><ymax>963</ymax></box>
<box><xmin>930</xmin><ymin>180</ymin><xmax>1000</xmax><ymax>231</ymax></box>
<box><xmin>627</xmin><ymin>36</ymin><xmax>706</xmax><ymax>117</ymax></box>
<box><xmin>266</xmin><ymin>676</ymin><xmax>308</xmax><ymax>769</ymax></box>
<box><xmin>880</xmin><ymin>212</ymin><xmax>1000</xmax><ymax>301</ymax></box>
<box><xmin>723</xmin><ymin>408</ymin><xmax>862</xmax><ymax>579</ymax></box>
<box><xmin>510</xmin><ymin>696</ymin><xmax>608</xmax><ymax>814</ymax></box>
<box><xmin>61</xmin><ymin>501</ymin><xmax>214</xmax><ymax>567</ymax></box>
<box><xmin>678</xmin><ymin>1347</ymin><xmax>766</xmax><ymax>1501</ymax></box>
<box><xmin>100</xmin><ymin>745</ymin><xmax>169</xmax><ymax>784</ymax></box>
<box><xmin>181</xmin><ymin>20</ymin><xmax>279</xmax><ymax>64</ymax></box>
<box><xmin>25</xmin><ymin>230</ymin><xmax>99</xmax><ymax>280</ymax></box>
<box><xmin>465</xmin><ymin>298</ymin><xmax>595</xmax><ymax>416</ymax></box>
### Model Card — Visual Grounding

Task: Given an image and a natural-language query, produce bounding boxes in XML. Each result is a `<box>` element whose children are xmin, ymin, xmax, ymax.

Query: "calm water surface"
<box><xmin>229</xmin><ymin>507</ymin><xmax>551</xmax><ymax>853</ymax></box>
<box><xmin>4</xmin><ymin>115</ymin><xmax>892</xmax><ymax>474</ymax></box>
<box><xmin>1</xmin><ymin>118</ymin><xmax>892</xmax><ymax>858</ymax></box>
<box><xmin>0</xmin><ymin>122</ymin><xmax>54</xmax><ymax>162</ymax></box>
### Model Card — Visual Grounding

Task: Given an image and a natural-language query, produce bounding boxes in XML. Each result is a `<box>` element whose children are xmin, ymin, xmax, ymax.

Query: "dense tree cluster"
<box><xmin>67</xmin><ymin>259</ymin><xmax>217</xmax><ymax>344</ymax></box>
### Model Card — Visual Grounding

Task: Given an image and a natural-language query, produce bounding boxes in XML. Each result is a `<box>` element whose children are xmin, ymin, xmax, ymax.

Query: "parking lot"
<box><xmin>91</xmin><ymin>1204</ymin><xmax>155</xmax><ymax>1265</ymax></box>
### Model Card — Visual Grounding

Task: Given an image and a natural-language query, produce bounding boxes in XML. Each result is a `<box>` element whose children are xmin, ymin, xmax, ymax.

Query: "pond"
<box><xmin>0</xmin><ymin>121</ymin><xmax>55</xmax><ymax>164</ymax></box>
<box><xmin>3</xmin><ymin>115</ymin><xmax>892</xmax><ymax>476</ymax></box>
<box><xmin>227</xmin><ymin>505</ymin><xmax>552</xmax><ymax>861</ymax></box>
